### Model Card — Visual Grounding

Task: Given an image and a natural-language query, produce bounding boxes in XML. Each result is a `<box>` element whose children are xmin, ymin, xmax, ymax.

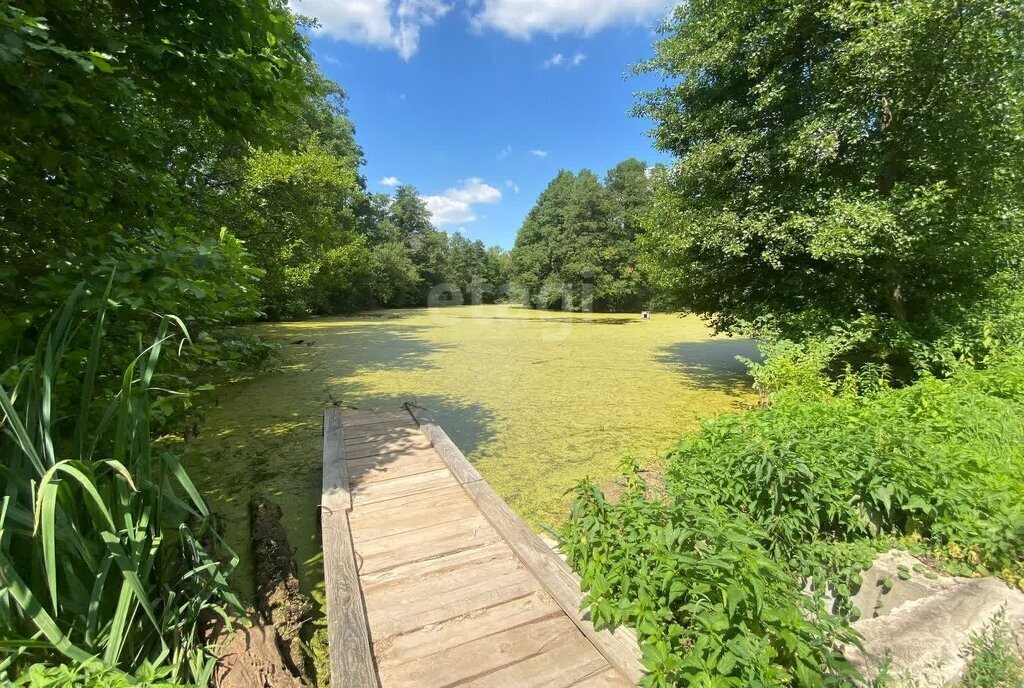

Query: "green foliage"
<box><xmin>639</xmin><ymin>0</ymin><xmax>1024</xmax><ymax>374</ymax></box>
<box><xmin>233</xmin><ymin>131</ymin><xmax>365</xmax><ymax>319</ymax></box>
<box><xmin>0</xmin><ymin>290</ymin><xmax>244</xmax><ymax>682</ymax></box>
<box><xmin>14</xmin><ymin>661</ymin><xmax>180</xmax><ymax>687</ymax></box>
<box><xmin>562</xmin><ymin>348</ymin><xmax>1024</xmax><ymax>685</ymax></box>
<box><xmin>561</xmin><ymin>460</ymin><xmax>858</xmax><ymax>687</ymax></box>
<box><xmin>959</xmin><ymin>610</ymin><xmax>1023</xmax><ymax>688</ymax></box>
<box><xmin>511</xmin><ymin>160</ymin><xmax>655</xmax><ymax>312</ymax></box>
<box><xmin>366</xmin><ymin>242</ymin><xmax>421</xmax><ymax>307</ymax></box>
<box><xmin>360</xmin><ymin>185</ymin><xmax>511</xmax><ymax>308</ymax></box>
<box><xmin>220</xmin><ymin>63</ymin><xmax>373</xmax><ymax>319</ymax></box>
<box><xmin>0</xmin><ymin>0</ymin><xmax>311</xmax><ymax>353</ymax></box>
<box><xmin>742</xmin><ymin>330</ymin><xmax>891</xmax><ymax>403</ymax></box>
<box><xmin>669</xmin><ymin>348</ymin><xmax>1024</xmax><ymax>577</ymax></box>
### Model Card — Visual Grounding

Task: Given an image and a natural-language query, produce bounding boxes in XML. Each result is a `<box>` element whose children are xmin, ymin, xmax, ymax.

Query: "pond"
<box><xmin>184</xmin><ymin>304</ymin><xmax>758</xmax><ymax>598</ymax></box>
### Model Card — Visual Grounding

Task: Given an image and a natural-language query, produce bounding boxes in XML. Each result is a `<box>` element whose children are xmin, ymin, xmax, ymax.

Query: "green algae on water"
<box><xmin>183</xmin><ymin>305</ymin><xmax>758</xmax><ymax>605</ymax></box>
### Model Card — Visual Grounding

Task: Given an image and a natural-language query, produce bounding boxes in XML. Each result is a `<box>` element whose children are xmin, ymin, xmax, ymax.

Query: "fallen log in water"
<box><xmin>251</xmin><ymin>493</ymin><xmax>315</xmax><ymax>683</ymax></box>
<box><xmin>203</xmin><ymin>494</ymin><xmax>316</xmax><ymax>688</ymax></box>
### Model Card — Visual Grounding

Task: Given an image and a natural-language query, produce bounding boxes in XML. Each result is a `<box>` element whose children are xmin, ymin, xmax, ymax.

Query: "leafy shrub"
<box><xmin>562</xmin><ymin>349</ymin><xmax>1024</xmax><ymax>686</ymax></box>
<box><xmin>561</xmin><ymin>460</ymin><xmax>859</xmax><ymax>687</ymax></box>
<box><xmin>959</xmin><ymin>609</ymin><xmax>1023</xmax><ymax>688</ymax></box>
<box><xmin>667</xmin><ymin>348</ymin><xmax>1024</xmax><ymax>577</ymax></box>
<box><xmin>14</xmin><ymin>661</ymin><xmax>180</xmax><ymax>687</ymax></box>
<box><xmin>0</xmin><ymin>288</ymin><xmax>243</xmax><ymax>682</ymax></box>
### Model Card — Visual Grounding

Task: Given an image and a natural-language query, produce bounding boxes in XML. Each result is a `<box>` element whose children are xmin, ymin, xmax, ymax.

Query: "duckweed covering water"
<box><xmin>184</xmin><ymin>305</ymin><xmax>757</xmax><ymax>602</ymax></box>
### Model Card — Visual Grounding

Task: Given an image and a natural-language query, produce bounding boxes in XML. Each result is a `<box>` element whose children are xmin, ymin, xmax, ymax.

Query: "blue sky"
<box><xmin>292</xmin><ymin>0</ymin><xmax>675</xmax><ymax>249</ymax></box>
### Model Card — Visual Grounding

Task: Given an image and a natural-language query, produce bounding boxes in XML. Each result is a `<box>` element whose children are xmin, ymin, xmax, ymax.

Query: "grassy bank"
<box><xmin>561</xmin><ymin>348</ymin><xmax>1024</xmax><ymax>686</ymax></box>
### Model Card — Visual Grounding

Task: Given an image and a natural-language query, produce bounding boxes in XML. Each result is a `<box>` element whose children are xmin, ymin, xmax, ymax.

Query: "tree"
<box><xmin>230</xmin><ymin>135</ymin><xmax>364</xmax><ymax>318</ymax></box>
<box><xmin>0</xmin><ymin>0</ymin><xmax>310</xmax><ymax>356</ymax></box>
<box><xmin>511</xmin><ymin>164</ymin><xmax>653</xmax><ymax>311</ymax></box>
<box><xmin>388</xmin><ymin>185</ymin><xmax>436</xmax><ymax>243</ymax></box>
<box><xmin>606</xmin><ymin>158</ymin><xmax>652</xmax><ymax>238</ymax></box>
<box><xmin>367</xmin><ymin>242</ymin><xmax>420</xmax><ymax>306</ymax></box>
<box><xmin>639</xmin><ymin>0</ymin><xmax>1024</xmax><ymax>373</ymax></box>
<box><xmin>217</xmin><ymin>62</ymin><xmax>370</xmax><ymax>319</ymax></box>
<box><xmin>383</xmin><ymin>185</ymin><xmax>448</xmax><ymax>302</ymax></box>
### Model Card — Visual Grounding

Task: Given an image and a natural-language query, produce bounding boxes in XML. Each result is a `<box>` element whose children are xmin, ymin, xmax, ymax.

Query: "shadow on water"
<box><xmin>185</xmin><ymin>316</ymin><xmax>498</xmax><ymax>602</ymax></box>
<box><xmin>449</xmin><ymin>314</ymin><xmax>637</xmax><ymax>325</ymax></box>
<box><xmin>656</xmin><ymin>338</ymin><xmax>762</xmax><ymax>396</ymax></box>
<box><xmin>340</xmin><ymin>394</ymin><xmax>498</xmax><ymax>462</ymax></box>
<box><xmin>278</xmin><ymin>322</ymin><xmax>450</xmax><ymax>375</ymax></box>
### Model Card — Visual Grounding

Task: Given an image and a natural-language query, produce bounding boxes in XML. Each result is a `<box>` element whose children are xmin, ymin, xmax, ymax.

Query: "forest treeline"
<box><xmin>0</xmin><ymin>0</ymin><xmax>660</xmax><ymax>372</ymax></box>
<box><xmin>0</xmin><ymin>0</ymin><xmax>521</xmax><ymax>372</ymax></box>
<box><xmin>509</xmin><ymin>159</ymin><xmax>660</xmax><ymax>312</ymax></box>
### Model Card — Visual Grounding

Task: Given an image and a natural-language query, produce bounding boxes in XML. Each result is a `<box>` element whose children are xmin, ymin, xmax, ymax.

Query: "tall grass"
<box><xmin>0</xmin><ymin>285</ymin><xmax>243</xmax><ymax>683</ymax></box>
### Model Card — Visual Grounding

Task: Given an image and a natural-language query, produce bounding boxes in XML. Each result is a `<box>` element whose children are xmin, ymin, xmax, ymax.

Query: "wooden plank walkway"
<box><xmin>320</xmin><ymin>405</ymin><xmax>644</xmax><ymax>688</ymax></box>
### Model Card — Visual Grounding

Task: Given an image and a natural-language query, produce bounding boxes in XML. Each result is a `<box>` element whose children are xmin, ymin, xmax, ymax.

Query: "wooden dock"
<box><xmin>320</xmin><ymin>404</ymin><xmax>644</xmax><ymax>688</ymax></box>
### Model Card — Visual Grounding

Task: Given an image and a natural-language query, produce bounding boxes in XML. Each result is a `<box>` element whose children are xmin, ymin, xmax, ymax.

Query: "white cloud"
<box><xmin>394</xmin><ymin>0</ymin><xmax>450</xmax><ymax>59</ymax></box>
<box><xmin>290</xmin><ymin>0</ymin><xmax>449</xmax><ymax>60</ymax></box>
<box><xmin>422</xmin><ymin>177</ymin><xmax>502</xmax><ymax>225</ymax></box>
<box><xmin>471</xmin><ymin>0</ymin><xmax>672</xmax><ymax>39</ymax></box>
<box><xmin>498</xmin><ymin>145</ymin><xmax>512</xmax><ymax>158</ymax></box>
<box><xmin>543</xmin><ymin>51</ymin><xmax>585</xmax><ymax>68</ymax></box>
<box><xmin>423</xmin><ymin>195</ymin><xmax>477</xmax><ymax>224</ymax></box>
<box><xmin>447</xmin><ymin>177</ymin><xmax>502</xmax><ymax>204</ymax></box>
<box><xmin>529</xmin><ymin>149</ymin><xmax>548</xmax><ymax>158</ymax></box>
<box><xmin>379</xmin><ymin>176</ymin><xmax>402</xmax><ymax>187</ymax></box>
<box><xmin>505</xmin><ymin>180</ymin><xmax>520</xmax><ymax>193</ymax></box>
<box><xmin>543</xmin><ymin>52</ymin><xmax>565</xmax><ymax>68</ymax></box>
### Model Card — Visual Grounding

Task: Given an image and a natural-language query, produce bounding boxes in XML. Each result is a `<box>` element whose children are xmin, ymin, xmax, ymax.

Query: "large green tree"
<box><xmin>640</xmin><ymin>0</ymin><xmax>1024</xmax><ymax>372</ymax></box>
<box><xmin>0</xmin><ymin>0</ymin><xmax>310</xmax><ymax>356</ymax></box>
<box><xmin>218</xmin><ymin>63</ymin><xmax>372</xmax><ymax>319</ymax></box>
<box><xmin>511</xmin><ymin>163</ymin><xmax>653</xmax><ymax>311</ymax></box>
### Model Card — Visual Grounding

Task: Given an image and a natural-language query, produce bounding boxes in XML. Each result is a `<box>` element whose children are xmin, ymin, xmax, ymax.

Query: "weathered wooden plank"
<box><xmin>349</xmin><ymin>497</ymin><xmax>479</xmax><ymax>543</ymax></box>
<box><xmin>571</xmin><ymin>667</ymin><xmax>631</xmax><ymax>687</ymax></box>
<box><xmin>350</xmin><ymin>468</ymin><xmax>458</xmax><ymax>506</ymax></box>
<box><xmin>463</xmin><ymin>479</ymin><xmax>645</xmax><ymax>685</ymax></box>
<box><xmin>322</xmin><ymin>408</ymin><xmax>351</xmax><ymax>513</ymax></box>
<box><xmin>321</xmin><ymin>410</ymin><xmax>378</xmax><ymax>687</ymax></box>
<box><xmin>354</xmin><ymin>514</ymin><xmax>503</xmax><ymax>574</ymax></box>
<box><xmin>348</xmin><ymin>483</ymin><xmax>464</xmax><ymax>519</ymax></box>
<box><xmin>344</xmin><ymin>419</ymin><xmax>419</xmax><ymax>439</ymax></box>
<box><xmin>347</xmin><ymin>450</ymin><xmax>445</xmax><ymax>486</ymax></box>
<box><xmin>374</xmin><ymin>591</ymin><xmax>563</xmax><ymax>671</ymax></box>
<box><xmin>379</xmin><ymin>613</ymin><xmax>584</xmax><ymax>687</ymax></box>
<box><xmin>342</xmin><ymin>409</ymin><xmax>418</xmax><ymax>427</ymax></box>
<box><xmin>458</xmin><ymin>630</ymin><xmax>610</xmax><ymax>688</ymax></box>
<box><xmin>404</xmin><ymin>405</ymin><xmax>483</xmax><ymax>484</ymax></box>
<box><xmin>344</xmin><ymin>437</ymin><xmax>433</xmax><ymax>461</ymax></box>
<box><xmin>366</xmin><ymin>569</ymin><xmax>539</xmax><ymax>639</ymax></box>
<box><xmin>359</xmin><ymin>541</ymin><xmax>511</xmax><ymax>590</ymax></box>
<box><xmin>345</xmin><ymin>427</ymin><xmax>423</xmax><ymax>447</ymax></box>
<box><xmin>362</xmin><ymin>543</ymin><xmax>522</xmax><ymax>611</ymax></box>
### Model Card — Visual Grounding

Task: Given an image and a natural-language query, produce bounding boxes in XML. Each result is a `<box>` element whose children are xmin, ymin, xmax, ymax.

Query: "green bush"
<box><xmin>667</xmin><ymin>348</ymin><xmax>1024</xmax><ymax>577</ymax></box>
<box><xmin>561</xmin><ymin>348</ymin><xmax>1024</xmax><ymax>686</ymax></box>
<box><xmin>14</xmin><ymin>661</ymin><xmax>180</xmax><ymax>687</ymax></box>
<box><xmin>562</xmin><ymin>460</ymin><xmax>859</xmax><ymax>687</ymax></box>
<box><xmin>0</xmin><ymin>288</ymin><xmax>243</xmax><ymax>682</ymax></box>
<box><xmin>959</xmin><ymin>610</ymin><xmax>1023</xmax><ymax>688</ymax></box>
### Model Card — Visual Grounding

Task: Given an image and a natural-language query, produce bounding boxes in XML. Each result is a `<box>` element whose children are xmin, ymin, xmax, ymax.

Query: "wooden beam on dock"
<box><xmin>403</xmin><ymin>403</ymin><xmax>645</xmax><ymax>685</ymax></box>
<box><xmin>321</xmin><ymin>408</ymin><xmax>379</xmax><ymax>688</ymax></box>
